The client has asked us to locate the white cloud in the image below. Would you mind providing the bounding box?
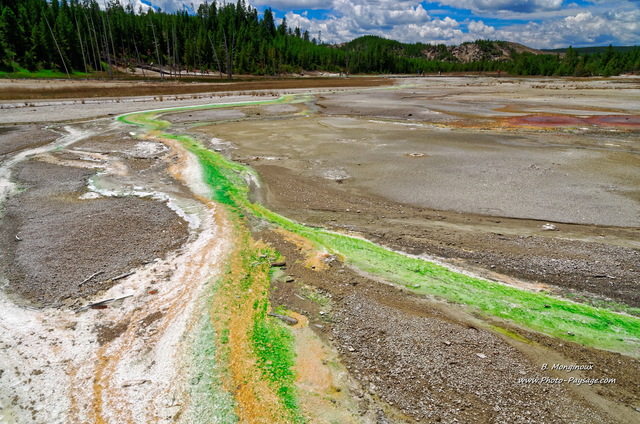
[430,0,563,13]
[284,1,436,43]
[285,11,360,43]
[605,9,640,43]
[556,8,640,45]
[399,18,465,43]
[286,7,462,45]
[251,0,334,9]
[476,8,640,48]
[467,19,496,36]
[127,1,153,13]
[332,0,430,29]
[130,0,206,13]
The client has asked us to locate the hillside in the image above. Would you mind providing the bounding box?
[544,45,638,54]
[422,41,547,62]
[340,36,548,63]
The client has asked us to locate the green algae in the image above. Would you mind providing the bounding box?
[251,299,306,424]
[256,207,640,354]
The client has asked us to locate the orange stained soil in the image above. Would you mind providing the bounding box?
[290,314,360,424]
[211,234,290,423]
[506,114,640,128]
[273,227,331,271]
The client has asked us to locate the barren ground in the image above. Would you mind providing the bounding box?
[0,76,639,423]
[191,77,640,310]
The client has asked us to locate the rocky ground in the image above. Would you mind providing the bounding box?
[259,228,640,423]
[1,159,188,307]
[0,126,59,156]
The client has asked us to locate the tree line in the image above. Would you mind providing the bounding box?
[1,0,638,78]
[0,0,343,78]
[508,45,640,77]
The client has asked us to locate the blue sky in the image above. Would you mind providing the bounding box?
[132,0,640,48]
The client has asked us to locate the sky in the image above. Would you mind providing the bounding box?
[131,0,640,49]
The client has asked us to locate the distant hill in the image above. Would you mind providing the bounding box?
[544,45,638,54]
[339,36,547,64]
[422,41,547,62]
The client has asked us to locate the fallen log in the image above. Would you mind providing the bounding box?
[112,271,135,282]
[268,312,299,326]
[79,271,104,286]
[74,294,134,313]
[122,379,150,387]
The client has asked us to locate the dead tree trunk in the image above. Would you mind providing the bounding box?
[222,29,236,79]
[72,10,89,77]
[43,11,71,79]
[150,22,163,79]
[207,32,224,78]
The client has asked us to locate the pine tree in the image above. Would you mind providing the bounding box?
[0,7,8,66]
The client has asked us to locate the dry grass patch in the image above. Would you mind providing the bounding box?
[0,77,392,101]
